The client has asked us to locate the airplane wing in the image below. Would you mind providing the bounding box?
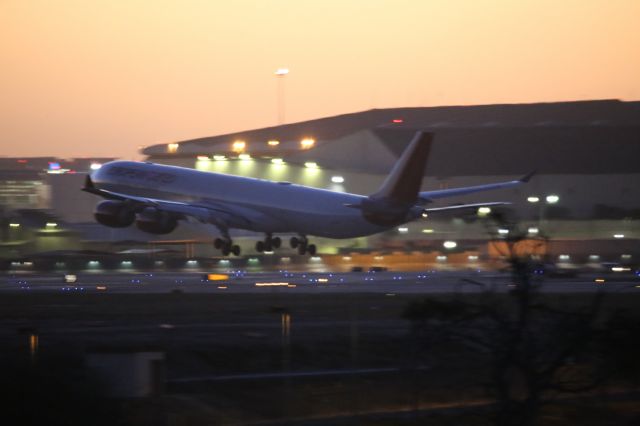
[82,176,252,228]
[418,171,535,203]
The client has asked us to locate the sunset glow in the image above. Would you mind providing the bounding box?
[1,0,638,159]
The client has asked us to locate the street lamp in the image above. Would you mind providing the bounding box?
[275,68,289,125]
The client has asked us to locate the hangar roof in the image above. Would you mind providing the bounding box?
[142,99,640,176]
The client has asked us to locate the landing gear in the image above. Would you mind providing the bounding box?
[255,234,282,253]
[214,237,241,256]
[290,235,316,256]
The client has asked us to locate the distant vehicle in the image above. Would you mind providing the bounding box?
[84,132,532,256]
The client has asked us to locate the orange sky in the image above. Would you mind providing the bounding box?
[1,0,639,160]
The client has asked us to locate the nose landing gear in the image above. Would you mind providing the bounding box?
[290,235,316,256]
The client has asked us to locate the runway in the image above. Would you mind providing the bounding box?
[3,269,639,294]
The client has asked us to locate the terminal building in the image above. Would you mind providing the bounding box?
[2,99,639,270]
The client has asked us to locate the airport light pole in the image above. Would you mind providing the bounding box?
[275,68,289,125]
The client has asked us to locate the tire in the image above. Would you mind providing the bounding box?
[231,245,241,256]
[256,241,265,252]
[272,237,282,249]
[214,238,224,249]
[307,244,317,256]
[290,237,299,248]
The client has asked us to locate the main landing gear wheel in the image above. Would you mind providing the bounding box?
[255,234,282,253]
[215,238,241,256]
[290,236,316,256]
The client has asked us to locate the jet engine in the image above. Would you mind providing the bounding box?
[135,207,178,234]
[94,200,135,228]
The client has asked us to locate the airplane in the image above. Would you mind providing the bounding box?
[83,132,533,256]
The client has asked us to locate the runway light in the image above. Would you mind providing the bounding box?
[422,228,434,233]
[300,138,315,149]
[612,266,631,272]
[477,206,492,216]
[167,143,179,153]
[232,140,246,153]
[46,222,57,228]
[267,140,280,146]
[421,212,429,218]
[594,278,606,283]
[304,162,319,169]
[271,158,284,165]
[398,227,409,233]
[527,196,540,203]
[9,223,20,228]
[613,234,625,239]
[443,240,457,249]
[213,155,227,161]
[255,282,289,287]
[331,176,344,183]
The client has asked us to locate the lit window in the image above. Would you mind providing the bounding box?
[46,222,57,228]
[527,196,540,203]
[397,227,409,233]
[331,176,344,183]
[422,229,434,233]
[528,227,539,235]
[498,228,509,235]
[267,140,280,146]
[300,138,315,149]
[167,143,179,153]
[232,140,246,153]
[90,163,102,170]
[613,234,625,239]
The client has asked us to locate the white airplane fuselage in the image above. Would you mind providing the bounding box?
[91,160,418,239]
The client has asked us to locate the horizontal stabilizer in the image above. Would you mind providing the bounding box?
[419,172,534,203]
[423,201,509,214]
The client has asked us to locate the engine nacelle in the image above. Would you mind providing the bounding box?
[94,200,135,228]
[135,207,178,234]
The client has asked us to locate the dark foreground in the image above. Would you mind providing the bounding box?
[1,290,640,425]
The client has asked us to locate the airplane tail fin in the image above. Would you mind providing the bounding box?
[369,131,433,205]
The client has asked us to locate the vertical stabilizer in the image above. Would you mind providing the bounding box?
[370,131,433,204]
